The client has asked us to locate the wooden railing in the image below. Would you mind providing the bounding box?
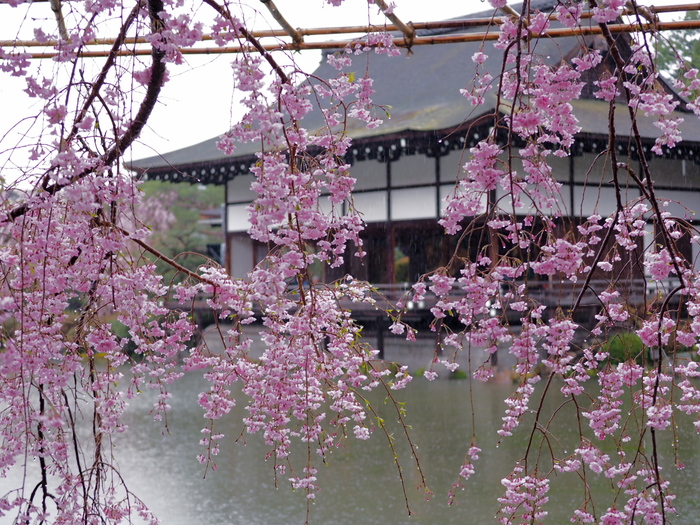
[166,277,683,326]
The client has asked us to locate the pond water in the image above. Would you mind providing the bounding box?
[107,371,700,525]
[2,360,700,524]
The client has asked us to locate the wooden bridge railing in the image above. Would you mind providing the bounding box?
[167,277,682,326]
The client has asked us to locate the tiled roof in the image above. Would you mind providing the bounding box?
[128,0,700,183]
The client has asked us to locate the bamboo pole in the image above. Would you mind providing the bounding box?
[259,0,303,47]
[650,3,700,14]
[3,2,700,50]
[373,0,415,44]
[13,19,700,60]
[0,19,500,49]
[499,4,521,18]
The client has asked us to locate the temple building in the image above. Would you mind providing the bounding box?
[128,0,700,302]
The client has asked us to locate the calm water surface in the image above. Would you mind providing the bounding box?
[108,372,700,525]
[2,367,699,524]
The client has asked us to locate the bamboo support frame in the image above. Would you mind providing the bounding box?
[2,3,700,59]
[500,4,521,18]
[259,0,302,47]
[373,0,415,45]
[11,19,700,60]
[48,0,68,41]
[0,18,510,49]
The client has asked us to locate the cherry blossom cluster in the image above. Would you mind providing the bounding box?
[0,173,191,522]
[423,2,700,521]
[0,0,402,518]
[496,465,550,524]
[3,0,700,522]
[175,12,415,501]
[447,445,481,505]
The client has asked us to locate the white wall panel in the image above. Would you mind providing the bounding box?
[318,195,334,217]
[353,191,388,223]
[573,152,610,184]
[391,155,435,186]
[649,158,700,189]
[495,184,568,217]
[572,185,639,218]
[391,187,437,220]
[227,203,251,232]
[547,154,571,183]
[441,149,467,183]
[229,235,254,279]
[226,174,257,204]
[348,160,387,191]
[653,189,700,221]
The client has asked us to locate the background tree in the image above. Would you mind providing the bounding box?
[657,10,700,79]
[139,181,224,283]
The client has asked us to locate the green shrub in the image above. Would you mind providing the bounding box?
[601,332,646,366]
[449,369,468,380]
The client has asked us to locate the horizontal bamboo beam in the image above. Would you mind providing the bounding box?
[649,3,700,14]
[13,18,700,59]
[0,18,505,49]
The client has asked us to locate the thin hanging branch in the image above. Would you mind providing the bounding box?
[7,0,166,223]
[201,0,290,84]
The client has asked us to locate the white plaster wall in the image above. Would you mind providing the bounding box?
[227,203,251,232]
[353,191,388,222]
[226,174,256,204]
[653,189,700,221]
[229,235,254,279]
[390,154,435,186]
[348,159,387,191]
[391,187,437,220]
[572,185,641,218]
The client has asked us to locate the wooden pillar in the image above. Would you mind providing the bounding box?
[386,160,395,284]
[388,223,396,284]
[435,153,441,218]
[224,178,231,275]
[375,317,385,360]
[569,148,575,216]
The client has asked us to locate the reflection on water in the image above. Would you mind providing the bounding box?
[1,368,698,524]
[108,372,700,525]
[114,373,507,525]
